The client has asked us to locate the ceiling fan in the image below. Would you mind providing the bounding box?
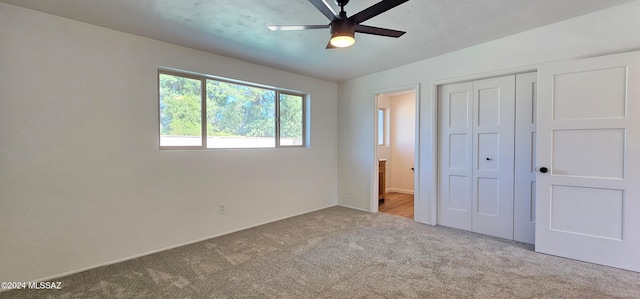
[268,0,409,49]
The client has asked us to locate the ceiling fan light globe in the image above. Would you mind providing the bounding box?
[330,34,355,48]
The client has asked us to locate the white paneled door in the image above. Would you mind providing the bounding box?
[536,51,640,272]
[438,82,474,231]
[438,75,516,239]
[471,76,515,239]
[514,72,537,244]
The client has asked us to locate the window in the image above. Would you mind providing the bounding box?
[279,93,304,146]
[159,70,306,149]
[159,73,203,147]
[378,108,386,146]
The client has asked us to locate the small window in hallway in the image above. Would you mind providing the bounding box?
[378,108,386,146]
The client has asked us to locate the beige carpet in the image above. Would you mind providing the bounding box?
[3,206,640,298]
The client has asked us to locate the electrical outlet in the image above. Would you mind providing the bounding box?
[219,203,226,214]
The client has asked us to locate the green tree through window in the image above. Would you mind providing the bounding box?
[279,94,304,146]
[159,74,202,146]
[159,71,305,148]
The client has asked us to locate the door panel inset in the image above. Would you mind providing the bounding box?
[553,67,626,120]
[530,132,537,172]
[449,134,468,169]
[530,82,537,124]
[477,178,499,216]
[530,181,536,222]
[450,92,470,128]
[551,185,623,240]
[552,129,625,179]
[478,88,500,126]
[449,176,469,211]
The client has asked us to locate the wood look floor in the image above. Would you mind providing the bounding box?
[379,192,414,219]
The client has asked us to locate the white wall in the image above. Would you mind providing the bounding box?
[389,93,415,194]
[0,3,338,282]
[337,1,640,223]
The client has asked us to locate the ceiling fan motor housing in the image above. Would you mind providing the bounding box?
[330,19,355,35]
[335,0,350,7]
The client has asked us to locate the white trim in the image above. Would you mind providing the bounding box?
[338,204,373,213]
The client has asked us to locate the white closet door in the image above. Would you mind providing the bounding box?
[471,75,515,239]
[536,51,640,272]
[438,82,474,231]
[514,72,537,244]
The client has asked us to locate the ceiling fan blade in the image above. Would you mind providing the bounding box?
[268,25,329,31]
[355,24,405,37]
[309,0,339,21]
[349,0,409,24]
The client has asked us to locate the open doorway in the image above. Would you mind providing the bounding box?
[375,88,417,219]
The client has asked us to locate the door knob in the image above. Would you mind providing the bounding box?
[539,167,548,173]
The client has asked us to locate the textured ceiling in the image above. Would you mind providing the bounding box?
[1,0,634,82]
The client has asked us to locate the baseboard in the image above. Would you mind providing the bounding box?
[387,188,414,195]
[23,204,338,285]
[337,203,372,213]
